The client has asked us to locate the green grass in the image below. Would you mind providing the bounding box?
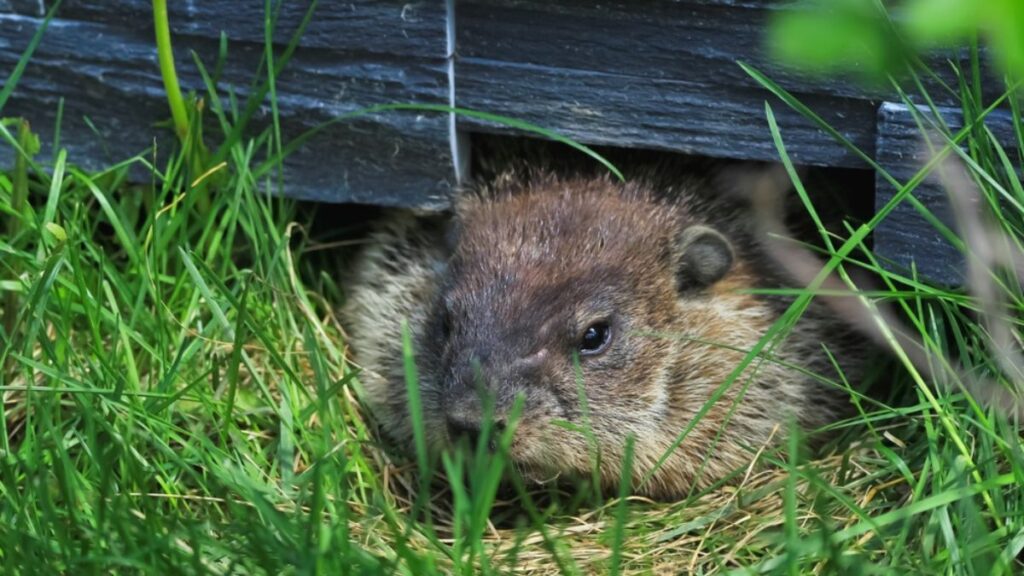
[2,4,1023,575]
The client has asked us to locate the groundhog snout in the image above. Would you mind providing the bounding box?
[444,392,506,449]
[442,348,551,447]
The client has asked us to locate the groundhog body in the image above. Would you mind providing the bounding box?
[342,165,862,499]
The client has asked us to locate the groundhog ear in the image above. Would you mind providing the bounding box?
[675,225,734,291]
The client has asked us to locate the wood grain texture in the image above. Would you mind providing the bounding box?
[873,102,1018,285]
[452,0,889,168]
[0,6,455,207]
[457,0,882,101]
[455,58,877,168]
[5,0,447,57]
[455,0,991,102]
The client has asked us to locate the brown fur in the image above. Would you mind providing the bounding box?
[341,168,862,500]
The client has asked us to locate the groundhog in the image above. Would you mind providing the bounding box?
[341,160,864,500]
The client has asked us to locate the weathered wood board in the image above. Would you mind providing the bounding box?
[455,58,877,169]
[0,2,455,207]
[36,0,449,58]
[1,0,1014,283]
[455,0,881,168]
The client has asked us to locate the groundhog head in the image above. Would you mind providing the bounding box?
[407,173,789,496]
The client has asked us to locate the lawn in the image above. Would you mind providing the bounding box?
[1,2,1023,574]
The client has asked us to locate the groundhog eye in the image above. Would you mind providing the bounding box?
[579,322,612,355]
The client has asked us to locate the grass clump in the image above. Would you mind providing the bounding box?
[1,2,1023,574]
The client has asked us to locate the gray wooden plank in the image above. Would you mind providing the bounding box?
[454,0,1007,174]
[456,0,995,104]
[0,12,455,207]
[454,0,888,168]
[456,0,886,102]
[454,58,877,168]
[873,102,1019,285]
[6,0,447,58]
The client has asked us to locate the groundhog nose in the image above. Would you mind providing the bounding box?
[446,413,483,447]
[446,412,506,451]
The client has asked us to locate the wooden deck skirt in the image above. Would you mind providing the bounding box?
[1,0,1017,284]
